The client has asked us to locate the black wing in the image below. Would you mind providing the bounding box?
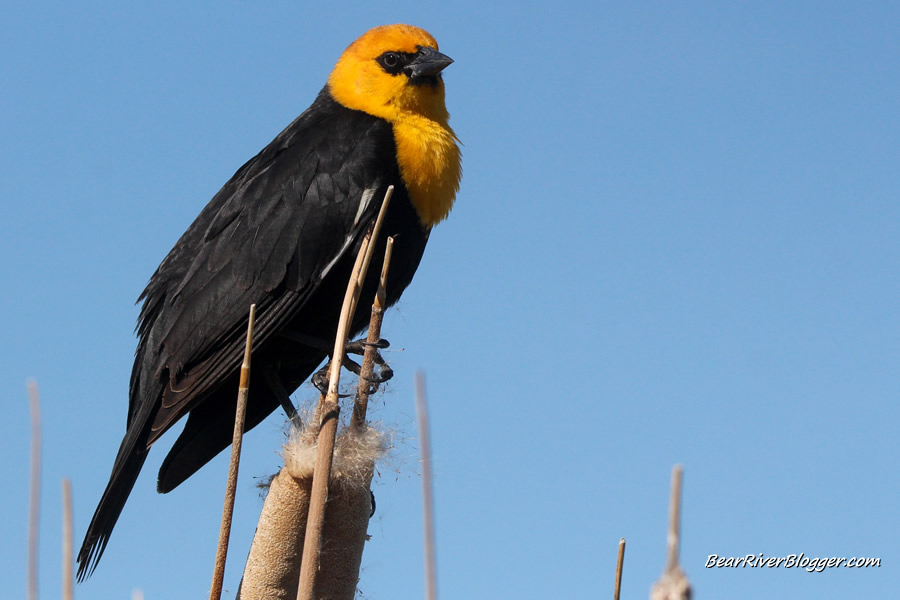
[137,90,396,436]
[77,88,418,579]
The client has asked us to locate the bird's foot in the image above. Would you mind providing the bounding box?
[348,336,394,395]
[311,337,393,395]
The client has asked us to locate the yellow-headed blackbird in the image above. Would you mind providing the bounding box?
[77,24,461,579]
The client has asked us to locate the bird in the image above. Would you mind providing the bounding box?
[77,23,461,580]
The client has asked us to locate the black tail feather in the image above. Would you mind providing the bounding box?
[76,430,149,580]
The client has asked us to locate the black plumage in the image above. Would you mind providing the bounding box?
[76,88,430,579]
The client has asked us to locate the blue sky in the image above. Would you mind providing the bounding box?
[2,1,897,598]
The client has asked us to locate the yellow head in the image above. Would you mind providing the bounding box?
[328,25,462,225]
[328,24,451,124]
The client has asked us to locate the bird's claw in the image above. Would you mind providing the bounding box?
[312,337,393,395]
[345,337,390,355]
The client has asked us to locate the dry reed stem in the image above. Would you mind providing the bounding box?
[27,380,41,600]
[296,188,393,600]
[351,235,394,430]
[348,186,394,321]
[651,465,691,600]
[375,236,393,309]
[209,304,257,600]
[296,243,367,600]
[415,372,438,600]
[241,234,393,597]
[62,478,74,600]
[666,466,682,572]
[614,537,625,600]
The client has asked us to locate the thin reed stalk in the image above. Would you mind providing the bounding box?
[296,188,393,600]
[209,304,257,600]
[415,372,438,600]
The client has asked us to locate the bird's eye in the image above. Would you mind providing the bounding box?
[377,51,407,75]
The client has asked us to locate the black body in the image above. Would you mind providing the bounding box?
[77,88,430,578]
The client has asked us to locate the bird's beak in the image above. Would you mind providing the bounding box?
[407,46,454,78]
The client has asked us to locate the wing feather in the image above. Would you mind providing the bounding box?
[132,88,395,441]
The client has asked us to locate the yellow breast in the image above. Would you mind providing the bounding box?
[392,114,461,226]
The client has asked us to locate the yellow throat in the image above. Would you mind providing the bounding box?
[326,24,462,226]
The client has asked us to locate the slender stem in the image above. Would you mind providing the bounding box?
[297,242,367,600]
[665,465,683,572]
[613,537,625,600]
[651,465,691,600]
[209,304,256,600]
[27,381,41,600]
[62,478,74,600]
[415,372,438,600]
[351,236,394,430]
[297,188,393,600]
[376,236,393,309]
[349,186,393,320]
